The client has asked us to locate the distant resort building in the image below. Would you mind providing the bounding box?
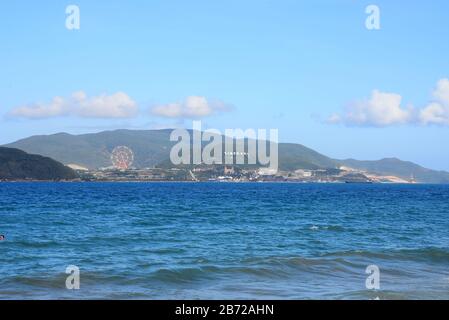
[224,166,235,175]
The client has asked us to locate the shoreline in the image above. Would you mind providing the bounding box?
[0,180,427,184]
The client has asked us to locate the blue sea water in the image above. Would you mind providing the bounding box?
[1,182,449,300]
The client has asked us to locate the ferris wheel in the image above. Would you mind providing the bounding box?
[111,146,134,170]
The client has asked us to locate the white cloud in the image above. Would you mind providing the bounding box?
[329,90,412,127]
[329,78,449,127]
[419,78,449,125]
[9,96,67,119]
[432,78,449,105]
[327,113,342,124]
[152,96,232,118]
[8,91,138,119]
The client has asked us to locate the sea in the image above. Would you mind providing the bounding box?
[1,182,449,299]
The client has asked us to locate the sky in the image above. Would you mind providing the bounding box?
[1,0,449,170]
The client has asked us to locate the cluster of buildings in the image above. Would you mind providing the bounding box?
[73,165,411,183]
[77,167,188,182]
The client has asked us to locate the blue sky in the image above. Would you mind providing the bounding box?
[1,0,449,170]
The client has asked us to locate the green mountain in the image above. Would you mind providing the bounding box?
[4,130,174,169]
[339,158,449,184]
[4,129,449,183]
[0,147,78,181]
[4,129,337,171]
[278,143,337,170]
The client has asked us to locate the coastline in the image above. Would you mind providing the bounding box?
[0,179,424,184]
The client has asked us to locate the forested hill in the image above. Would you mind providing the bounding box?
[0,147,78,181]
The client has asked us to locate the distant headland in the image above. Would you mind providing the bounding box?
[2,129,449,183]
[0,147,77,181]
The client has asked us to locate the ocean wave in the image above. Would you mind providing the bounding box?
[308,225,346,232]
[147,257,362,283]
[10,240,60,249]
[1,270,147,290]
[141,248,449,284]
[321,247,449,263]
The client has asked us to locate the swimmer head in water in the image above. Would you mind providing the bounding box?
[0,235,5,241]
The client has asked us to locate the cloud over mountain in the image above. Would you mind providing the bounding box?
[328,90,412,127]
[419,78,449,125]
[329,78,449,127]
[8,91,138,119]
[151,96,232,118]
